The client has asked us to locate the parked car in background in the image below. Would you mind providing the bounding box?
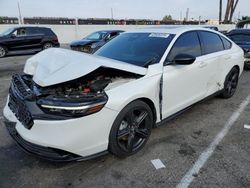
[227,29,250,69]
[0,26,60,58]
[3,27,244,161]
[203,26,219,31]
[70,30,124,53]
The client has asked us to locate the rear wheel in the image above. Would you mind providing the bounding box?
[244,61,250,70]
[43,42,53,50]
[220,67,239,99]
[0,45,7,58]
[109,100,153,157]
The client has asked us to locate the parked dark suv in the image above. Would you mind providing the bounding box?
[0,26,60,57]
[227,29,250,69]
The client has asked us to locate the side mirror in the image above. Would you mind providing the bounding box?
[174,54,196,65]
[10,33,16,38]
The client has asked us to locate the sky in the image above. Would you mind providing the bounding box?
[0,0,249,21]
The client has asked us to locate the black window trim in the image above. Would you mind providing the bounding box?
[164,30,202,66]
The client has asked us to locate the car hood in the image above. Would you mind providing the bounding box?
[0,35,7,40]
[70,39,97,46]
[24,48,147,87]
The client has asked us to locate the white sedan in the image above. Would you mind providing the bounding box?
[3,27,244,161]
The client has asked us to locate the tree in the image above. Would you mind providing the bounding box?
[224,0,239,23]
[242,16,250,21]
[162,15,172,22]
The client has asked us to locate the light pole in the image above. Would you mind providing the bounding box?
[17,0,23,25]
[111,8,114,20]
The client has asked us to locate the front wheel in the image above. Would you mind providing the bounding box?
[109,100,153,157]
[43,42,53,50]
[220,67,239,99]
[0,45,7,58]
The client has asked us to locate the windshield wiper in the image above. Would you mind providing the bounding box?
[143,56,158,67]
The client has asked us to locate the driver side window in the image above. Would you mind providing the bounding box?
[106,32,119,40]
[165,31,201,64]
[16,28,27,36]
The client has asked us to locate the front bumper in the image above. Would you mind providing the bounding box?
[70,45,94,54]
[3,99,118,161]
[3,117,86,162]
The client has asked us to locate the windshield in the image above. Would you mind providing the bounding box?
[95,32,174,67]
[0,28,14,36]
[86,31,108,40]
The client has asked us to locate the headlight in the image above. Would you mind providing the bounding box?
[37,95,108,117]
[91,43,98,49]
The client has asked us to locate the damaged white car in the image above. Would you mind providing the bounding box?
[3,27,244,161]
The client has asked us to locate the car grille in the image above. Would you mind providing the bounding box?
[71,46,92,53]
[8,75,34,129]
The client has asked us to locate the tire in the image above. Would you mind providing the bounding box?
[43,42,53,50]
[220,67,239,99]
[109,100,153,158]
[244,61,250,70]
[0,45,7,58]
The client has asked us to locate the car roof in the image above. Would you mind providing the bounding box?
[127,25,219,35]
[10,26,51,30]
[95,30,124,33]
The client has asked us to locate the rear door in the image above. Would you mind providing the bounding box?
[198,31,226,96]
[25,27,43,49]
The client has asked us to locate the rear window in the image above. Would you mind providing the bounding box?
[38,28,55,35]
[199,31,224,55]
[229,34,250,42]
[220,36,232,50]
[26,27,39,35]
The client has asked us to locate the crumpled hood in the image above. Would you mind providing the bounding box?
[24,48,147,87]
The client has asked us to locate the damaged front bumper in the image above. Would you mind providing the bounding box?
[3,102,117,161]
[3,117,86,162]
[3,74,119,161]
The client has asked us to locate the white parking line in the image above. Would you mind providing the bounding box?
[244,124,250,129]
[151,159,166,170]
[177,94,250,188]
[1,78,11,81]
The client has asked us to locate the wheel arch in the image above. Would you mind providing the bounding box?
[233,65,240,74]
[0,44,8,50]
[128,97,157,126]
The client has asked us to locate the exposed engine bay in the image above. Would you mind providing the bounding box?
[26,67,140,97]
[8,67,141,128]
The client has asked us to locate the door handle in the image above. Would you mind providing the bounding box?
[199,61,207,68]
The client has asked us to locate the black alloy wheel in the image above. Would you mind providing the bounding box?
[43,42,53,50]
[0,45,7,58]
[109,100,153,157]
[220,67,239,99]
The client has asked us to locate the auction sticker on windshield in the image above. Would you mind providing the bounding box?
[149,33,170,38]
